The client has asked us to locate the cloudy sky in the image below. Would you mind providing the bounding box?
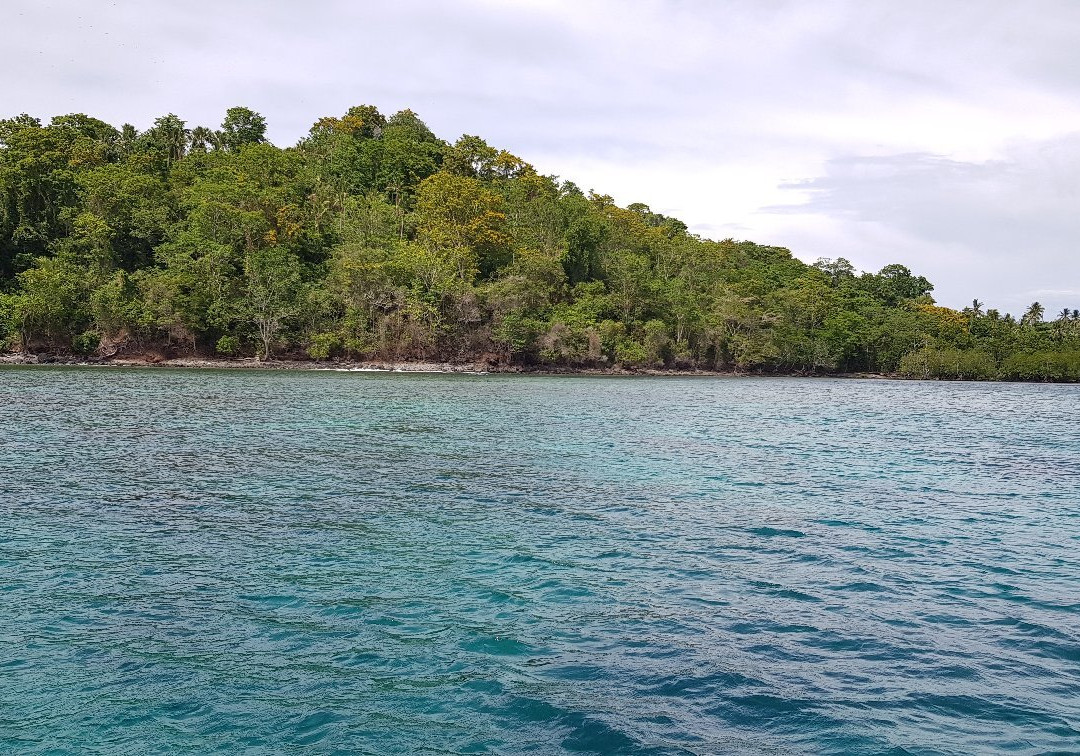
[4,0,1079,314]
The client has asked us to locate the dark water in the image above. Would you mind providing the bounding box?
[1,368,1078,755]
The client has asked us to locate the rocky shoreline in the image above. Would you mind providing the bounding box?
[0,351,895,379]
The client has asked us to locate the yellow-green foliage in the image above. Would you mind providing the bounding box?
[0,107,1076,379]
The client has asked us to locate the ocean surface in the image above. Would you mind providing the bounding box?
[1,367,1078,755]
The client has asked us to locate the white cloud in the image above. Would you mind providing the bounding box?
[761,135,1080,313]
[2,0,1078,311]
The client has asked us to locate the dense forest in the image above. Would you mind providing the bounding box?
[1,106,1078,380]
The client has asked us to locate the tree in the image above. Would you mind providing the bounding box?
[10,256,91,349]
[376,109,444,208]
[0,115,82,276]
[413,171,511,277]
[444,135,499,179]
[300,105,387,200]
[78,161,173,270]
[1054,308,1074,340]
[220,107,267,152]
[189,126,221,153]
[962,298,984,328]
[863,264,933,305]
[562,216,605,284]
[139,114,190,169]
[606,250,652,325]
[1021,301,1044,327]
[812,257,856,286]
[245,246,301,359]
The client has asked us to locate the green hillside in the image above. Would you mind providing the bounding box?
[1,106,1077,379]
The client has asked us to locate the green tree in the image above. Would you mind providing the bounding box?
[413,171,511,277]
[245,245,301,359]
[1022,301,1045,327]
[10,256,91,349]
[562,216,605,284]
[220,107,267,152]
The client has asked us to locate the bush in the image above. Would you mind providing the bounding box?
[14,257,91,348]
[308,332,341,361]
[898,347,933,378]
[643,319,669,366]
[899,347,997,380]
[538,321,589,363]
[671,346,694,369]
[597,320,625,361]
[1001,351,1080,381]
[216,335,241,356]
[493,312,545,357]
[615,338,648,367]
[957,349,996,380]
[0,294,14,350]
[72,330,101,355]
[90,272,144,338]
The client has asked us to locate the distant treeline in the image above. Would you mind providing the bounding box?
[1,106,1078,379]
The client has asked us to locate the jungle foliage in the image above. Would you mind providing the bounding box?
[1,106,1077,379]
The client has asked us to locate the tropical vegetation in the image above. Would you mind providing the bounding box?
[2,106,1078,380]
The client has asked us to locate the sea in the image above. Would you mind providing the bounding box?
[1,367,1078,754]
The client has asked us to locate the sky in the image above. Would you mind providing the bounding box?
[4,0,1079,315]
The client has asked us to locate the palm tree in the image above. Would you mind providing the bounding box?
[189,125,220,153]
[1021,301,1044,327]
[963,298,984,328]
[1054,308,1072,339]
[146,114,190,167]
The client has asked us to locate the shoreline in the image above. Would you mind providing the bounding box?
[0,351,892,379]
[3,353,1076,383]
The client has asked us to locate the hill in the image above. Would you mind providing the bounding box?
[1,106,1077,380]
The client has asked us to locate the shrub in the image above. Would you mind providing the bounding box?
[615,338,648,367]
[493,312,545,357]
[643,319,669,366]
[308,332,341,361]
[899,346,998,380]
[216,335,241,356]
[0,294,13,350]
[1001,351,1080,381]
[898,347,933,378]
[72,330,101,355]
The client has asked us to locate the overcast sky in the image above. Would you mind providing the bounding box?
[4,0,1079,314]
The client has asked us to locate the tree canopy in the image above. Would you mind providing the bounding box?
[1,105,1077,380]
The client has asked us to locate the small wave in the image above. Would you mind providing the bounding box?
[746,526,806,538]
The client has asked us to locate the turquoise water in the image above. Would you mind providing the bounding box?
[1,368,1078,755]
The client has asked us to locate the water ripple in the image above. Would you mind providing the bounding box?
[1,369,1079,754]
